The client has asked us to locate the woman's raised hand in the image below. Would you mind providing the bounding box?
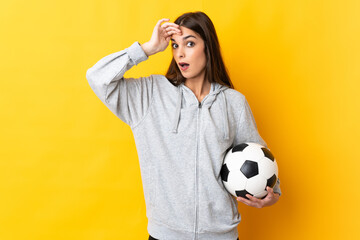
[141,18,182,57]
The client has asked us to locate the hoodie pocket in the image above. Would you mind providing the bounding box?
[198,181,241,232]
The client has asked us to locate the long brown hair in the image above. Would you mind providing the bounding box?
[165,11,234,89]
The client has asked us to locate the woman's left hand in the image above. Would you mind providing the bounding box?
[236,186,280,208]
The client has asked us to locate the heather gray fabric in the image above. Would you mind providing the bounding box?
[86,41,282,240]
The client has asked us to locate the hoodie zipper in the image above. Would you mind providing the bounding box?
[194,100,202,240]
[181,84,213,240]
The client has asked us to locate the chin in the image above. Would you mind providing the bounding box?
[180,72,190,78]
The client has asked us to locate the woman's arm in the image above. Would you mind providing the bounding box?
[233,96,282,206]
[86,18,182,128]
[86,41,153,128]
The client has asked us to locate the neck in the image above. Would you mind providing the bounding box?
[184,71,211,99]
[185,79,211,98]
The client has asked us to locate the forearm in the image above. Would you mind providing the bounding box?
[140,42,156,57]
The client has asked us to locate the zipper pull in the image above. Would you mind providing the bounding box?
[198,102,202,108]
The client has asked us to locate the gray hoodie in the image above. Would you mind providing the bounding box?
[86,41,281,240]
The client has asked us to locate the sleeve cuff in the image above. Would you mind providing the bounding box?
[126,41,149,66]
[273,178,282,196]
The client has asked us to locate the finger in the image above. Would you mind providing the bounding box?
[236,196,247,202]
[246,194,261,203]
[165,26,182,32]
[162,27,182,35]
[157,18,170,27]
[266,187,274,198]
[163,26,181,33]
[161,22,181,29]
[167,26,182,34]
[247,195,266,208]
[263,187,275,201]
[166,29,182,36]
[165,30,180,37]
[237,194,252,201]
[236,196,252,206]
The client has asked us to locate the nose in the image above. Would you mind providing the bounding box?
[177,45,185,59]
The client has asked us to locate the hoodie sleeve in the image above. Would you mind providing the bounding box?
[233,97,282,196]
[86,41,153,128]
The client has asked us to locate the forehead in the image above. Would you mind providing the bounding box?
[171,26,201,42]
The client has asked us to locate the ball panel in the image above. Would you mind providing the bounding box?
[266,174,277,188]
[223,181,236,197]
[223,171,247,197]
[240,160,258,178]
[246,175,267,195]
[235,190,253,200]
[261,147,275,161]
[245,142,264,148]
[258,157,278,179]
[242,144,264,161]
[228,171,247,189]
[220,164,230,182]
[224,152,246,172]
[253,190,268,199]
[232,143,248,152]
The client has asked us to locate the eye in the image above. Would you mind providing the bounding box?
[187,41,195,47]
[172,42,195,49]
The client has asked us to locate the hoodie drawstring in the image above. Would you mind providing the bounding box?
[220,91,229,140]
[171,85,229,141]
[172,87,182,133]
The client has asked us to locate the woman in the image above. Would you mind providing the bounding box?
[86,11,281,240]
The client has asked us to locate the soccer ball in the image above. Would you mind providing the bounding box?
[220,142,279,200]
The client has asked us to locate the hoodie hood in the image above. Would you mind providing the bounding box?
[171,82,230,140]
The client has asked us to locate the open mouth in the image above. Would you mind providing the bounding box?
[179,63,190,71]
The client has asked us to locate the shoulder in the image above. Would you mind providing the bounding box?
[220,87,249,119]
[223,87,246,105]
[149,74,179,93]
[151,74,177,88]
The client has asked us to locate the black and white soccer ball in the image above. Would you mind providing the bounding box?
[220,142,279,199]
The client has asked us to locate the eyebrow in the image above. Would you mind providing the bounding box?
[170,35,197,42]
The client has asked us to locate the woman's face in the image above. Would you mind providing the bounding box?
[171,26,207,81]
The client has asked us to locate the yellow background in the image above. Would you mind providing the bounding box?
[1,0,359,239]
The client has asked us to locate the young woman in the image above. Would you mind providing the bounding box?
[86,11,281,240]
